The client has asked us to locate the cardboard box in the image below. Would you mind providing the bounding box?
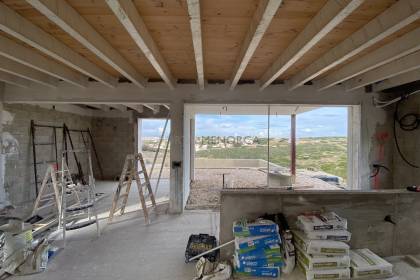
[233,219,279,237]
[234,253,283,268]
[350,249,393,279]
[235,234,280,255]
[296,244,350,270]
[297,212,347,231]
[236,244,282,261]
[303,229,351,242]
[292,230,349,256]
[298,260,351,280]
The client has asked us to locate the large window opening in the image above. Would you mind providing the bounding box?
[186,105,354,209]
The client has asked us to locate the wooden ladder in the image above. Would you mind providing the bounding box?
[31,163,80,218]
[108,153,157,224]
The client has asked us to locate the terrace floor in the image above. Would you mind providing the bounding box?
[186,168,341,209]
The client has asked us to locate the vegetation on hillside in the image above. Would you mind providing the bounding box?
[195,137,347,180]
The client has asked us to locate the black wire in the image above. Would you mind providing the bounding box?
[370,164,390,178]
[393,99,419,168]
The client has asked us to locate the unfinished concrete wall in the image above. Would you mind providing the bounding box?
[360,94,394,189]
[91,117,135,180]
[391,94,420,187]
[219,189,420,260]
[1,104,93,215]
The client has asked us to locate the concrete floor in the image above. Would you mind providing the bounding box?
[9,181,219,280]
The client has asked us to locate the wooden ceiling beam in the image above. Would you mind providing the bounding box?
[27,0,147,88]
[344,51,420,91]
[318,27,420,91]
[108,104,127,112]
[373,68,420,92]
[260,0,364,90]
[0,56,58,88]
[288,0,420,90]
[106,0,176,90]
[187,0,205,90]
[86,104,111,111]
[0,2,116,88]
[0,36,87,88]
[0,70,30,88]
[142,104,160,113]
[230,0,283,90]
[125,104,144,114]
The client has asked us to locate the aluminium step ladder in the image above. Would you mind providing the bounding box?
[108,153,157,224]
[59,149,100,246]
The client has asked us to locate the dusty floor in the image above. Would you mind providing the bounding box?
[186,168,340,209]
[9,180,218,280]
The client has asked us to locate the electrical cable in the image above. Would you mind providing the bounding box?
[370,164,390,178]
[393,97,419,168]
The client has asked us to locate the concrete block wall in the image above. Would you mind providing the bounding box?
[1,104,93,215]
[91,117,135,180]
[0,104,135,216]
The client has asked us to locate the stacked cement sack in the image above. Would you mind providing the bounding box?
[293,212,351,280]
[233,219,284,278]
[350,248,395,279]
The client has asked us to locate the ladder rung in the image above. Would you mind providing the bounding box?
[66,202,94,212]
[35,161,56,165]
[65,219,96,231]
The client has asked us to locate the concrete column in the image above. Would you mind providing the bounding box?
[169,100,184,213]
[190,117,195,182]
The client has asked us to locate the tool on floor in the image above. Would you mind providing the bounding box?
[108,153,157,224]
[407,186,420,192]
[186,236,235,263]
[59,149,100,247]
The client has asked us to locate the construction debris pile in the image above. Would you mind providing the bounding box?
[233,219,284,278]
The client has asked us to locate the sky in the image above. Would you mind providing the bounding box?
[141,107,348,138]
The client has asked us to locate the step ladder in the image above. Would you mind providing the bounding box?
[109,153,157,224]
[31,163,80,218]
[59,149,100,246]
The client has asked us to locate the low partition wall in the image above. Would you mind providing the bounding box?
[219,189,420,260]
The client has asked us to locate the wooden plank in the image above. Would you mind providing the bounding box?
[187,0,205,90]
[289,0,420,90]
[0,70,30,88]
[318,27,420,91]
[106,0,176,90]
[0,56,58,88]
[27,0,147,88]
[344,50,420,91]
[260,0,364,90]
[0,35,87,88]
[373,68,420,92]
[229,0,283,90]
[0,2,116,88]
